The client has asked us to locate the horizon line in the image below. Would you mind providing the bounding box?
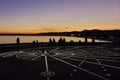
[0,29,120,35]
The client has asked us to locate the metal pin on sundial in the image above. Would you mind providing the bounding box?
[41,50,55,80]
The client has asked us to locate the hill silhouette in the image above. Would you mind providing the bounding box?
[0,29,120,40]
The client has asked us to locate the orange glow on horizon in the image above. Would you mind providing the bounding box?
[0,25,119,34]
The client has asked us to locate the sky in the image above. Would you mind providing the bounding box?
[0,0,120,34]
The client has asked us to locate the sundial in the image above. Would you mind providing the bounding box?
[0,46,120,80]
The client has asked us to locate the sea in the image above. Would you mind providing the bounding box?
[0,36,107,44]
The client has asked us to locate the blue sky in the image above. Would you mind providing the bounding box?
[0,0,120,33]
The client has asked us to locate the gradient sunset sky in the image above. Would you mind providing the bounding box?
[0,0,120,34]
